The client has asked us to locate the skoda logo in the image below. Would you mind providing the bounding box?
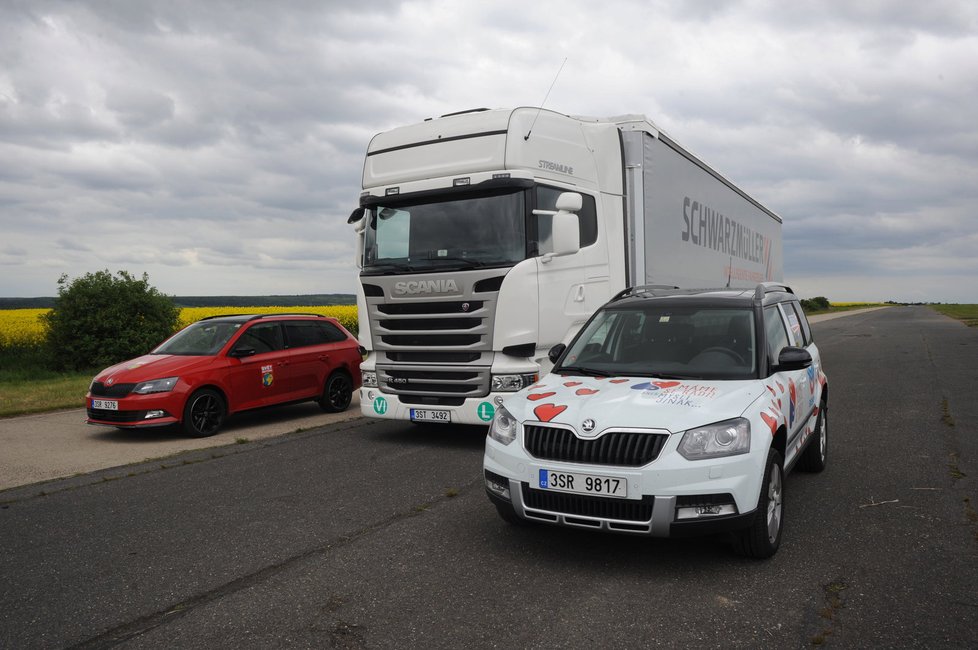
[106,378,115,386]
[581,418,596,433]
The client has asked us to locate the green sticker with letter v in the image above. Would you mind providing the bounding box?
[373,396,388,415]
[477,402,495,422]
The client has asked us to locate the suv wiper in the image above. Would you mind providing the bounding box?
[556,365,612,378]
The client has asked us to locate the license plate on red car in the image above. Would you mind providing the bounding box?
[91,399,118,410]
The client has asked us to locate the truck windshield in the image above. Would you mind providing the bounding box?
[362,189,526,274]
[557,306,757,380]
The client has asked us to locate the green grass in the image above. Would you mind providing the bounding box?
[930,304,978,327]
[0,346,93,417]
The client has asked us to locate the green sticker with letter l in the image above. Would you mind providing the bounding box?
[477,402,495,422]
[373,396,388,415]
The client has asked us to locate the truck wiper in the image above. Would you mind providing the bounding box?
[556,365,612,378]
[425,256,488,268]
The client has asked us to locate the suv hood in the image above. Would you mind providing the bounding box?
[95,354,219,384]
[506,375,765,435]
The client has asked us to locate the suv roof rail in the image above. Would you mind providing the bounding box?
[610,285,680,301]
[753,282,794,301]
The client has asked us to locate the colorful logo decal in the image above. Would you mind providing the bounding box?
[373,396,388,415]
[630,381,682,391]
[788,379,797,426]
[261,364,274,387]
[477,402,495,422]
[534,403,567,422]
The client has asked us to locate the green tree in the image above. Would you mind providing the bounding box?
[42,270,180,371]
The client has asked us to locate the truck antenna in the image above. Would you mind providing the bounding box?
[525,57,567,141]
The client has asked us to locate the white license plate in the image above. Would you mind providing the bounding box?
[92,399,118,411]
[538,469,627,498]
[410,408,450,423]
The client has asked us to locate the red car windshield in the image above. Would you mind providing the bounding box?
[153,321,243,356]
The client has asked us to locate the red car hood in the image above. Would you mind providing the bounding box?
[94,354,220,384]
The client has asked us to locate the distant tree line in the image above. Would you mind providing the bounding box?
[1,293,356,310]
[800,296,830,312]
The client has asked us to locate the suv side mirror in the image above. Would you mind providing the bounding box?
[548,343,566,364]
[230,347,256,358]
[773,346,812,372]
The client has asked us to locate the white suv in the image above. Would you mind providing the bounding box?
[484,283,828,558]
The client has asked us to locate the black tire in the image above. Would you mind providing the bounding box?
[319,371,353,412]
[797,400,828,473]
[182,388,226,438]
[734,448,784,559]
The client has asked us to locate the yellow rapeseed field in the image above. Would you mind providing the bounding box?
[0,306,359,348]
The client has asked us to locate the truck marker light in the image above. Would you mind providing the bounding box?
[453,177,471,186]
[385,187,399,196]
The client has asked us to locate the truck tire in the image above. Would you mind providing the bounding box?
[182,388,226,438]
[796,400,828,473]
[734,448,784,559]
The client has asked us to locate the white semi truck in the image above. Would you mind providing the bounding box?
[348,107,783,426]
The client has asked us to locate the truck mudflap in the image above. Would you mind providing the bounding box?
[359,389,501,426]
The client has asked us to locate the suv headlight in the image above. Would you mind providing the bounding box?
[488,405,520,445]
[491,373,538,392]
[678,417,750,460]
[132,377,179,394]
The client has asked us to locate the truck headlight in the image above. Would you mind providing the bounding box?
[491,373,538,392]
[678,418,750,460]
[488,405,520,446]
[361,371,377,388]
[132,377,179,394]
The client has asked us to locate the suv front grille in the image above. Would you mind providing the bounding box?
[522,484,654,522]
[524,425,668,467]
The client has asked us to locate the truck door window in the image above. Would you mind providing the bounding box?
[535,186,598,252]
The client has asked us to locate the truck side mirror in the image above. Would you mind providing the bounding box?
[350,209,367,269]
[555,192,582,212]
[550,210,580,257]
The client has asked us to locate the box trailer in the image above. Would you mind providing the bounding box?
[348,108,783,426]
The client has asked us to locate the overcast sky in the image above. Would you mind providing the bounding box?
[1,0,976,303]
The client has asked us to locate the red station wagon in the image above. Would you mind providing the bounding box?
[86,314,363,437]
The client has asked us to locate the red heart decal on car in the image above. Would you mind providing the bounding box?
[527,391,557,401]
[610,378,629,384]
[534,403,567,422]
[652,381,681,389]
[576,388,599,396]
[563,381,582,387]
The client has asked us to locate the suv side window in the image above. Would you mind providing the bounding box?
[318,321,348,343]
[763,306,790,364]
[238,322,285,353]
[285,321,332,348]
[787,301,813,345]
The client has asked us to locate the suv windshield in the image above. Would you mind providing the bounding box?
[558,305,757,380]
[153,321,243,356]
[362,189,526,274]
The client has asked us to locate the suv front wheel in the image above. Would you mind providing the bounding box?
[734,448,784,559]
[182,388,226,438]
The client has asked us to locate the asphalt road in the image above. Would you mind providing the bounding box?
[1,306,976,648]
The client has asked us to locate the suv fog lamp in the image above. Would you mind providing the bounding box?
[676,504,737,520]
[484,470,511,500]
[361,371,377,388]
[144,410,166,420]
[488,406,520,446]
[491,373,538,392]
[679,418,751,460]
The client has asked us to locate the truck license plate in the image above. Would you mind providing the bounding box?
[92,399,118,411]
[410,409,450,423]
[539,469,627,498]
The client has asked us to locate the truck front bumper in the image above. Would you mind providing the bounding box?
[359,389,506,426]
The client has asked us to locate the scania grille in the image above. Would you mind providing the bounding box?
[522,484,653,522]
[369,299,491,351]
[378,365,490,398]
[90,382,136,397]
[524,425,668,467]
